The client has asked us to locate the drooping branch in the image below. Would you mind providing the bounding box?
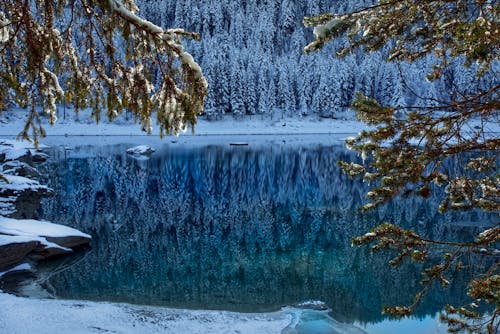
[0,0,207,143]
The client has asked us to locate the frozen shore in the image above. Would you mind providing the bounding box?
[0,292,380,334]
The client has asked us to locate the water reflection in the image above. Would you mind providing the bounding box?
[36,143,494,324]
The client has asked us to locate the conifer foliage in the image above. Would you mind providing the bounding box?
[305,1,499,333]
[0,0,207,142]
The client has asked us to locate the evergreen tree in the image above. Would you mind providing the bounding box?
[297,57,315,116]
[262,78,277,119]
[277,63,297,117]
[305,2,500,333]
[245,60,259,115]
[230,58,245,117]
[0,0,207,142]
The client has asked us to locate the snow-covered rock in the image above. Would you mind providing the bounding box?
[0,174,53,218]
[0,217,91,270]
[293,300,329,311]
[126,145,155,155]
[0,262,32,278]
[0,217,91,242]
[0,235,39,269]
[2,160,41,178]
[0,139,48,164]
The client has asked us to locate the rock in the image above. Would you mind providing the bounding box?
[126,145,155,156]
[0,264,37,296]
[44,236,91,249]
[0,140,48,164]
[2,161,41,179]
[0,240,40,270]
[30,243,72,261]
[0,175,53,219]
[0,218,91,269]
[0,263,33,278]
[30,151,49,164]
[293,300,329,311]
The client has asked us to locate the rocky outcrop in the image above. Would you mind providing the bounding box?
[0,239,39,269]
[126,145,155,156]
[2,161,41,179]
[0,175,53,219]
[0,219,91,271]
[0,140,49,165]
[29,243,72,261]
[0,217,91,269]
[0,140,91,274]
[44,236,91,249]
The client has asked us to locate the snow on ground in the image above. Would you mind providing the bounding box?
[1,108,498,151]
[0,292,291,334]
[0,292,446,334]
[0,107,367,137]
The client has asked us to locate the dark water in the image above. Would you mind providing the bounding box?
[32,143,494,324]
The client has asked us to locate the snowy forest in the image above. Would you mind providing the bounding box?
[133,0,498,119]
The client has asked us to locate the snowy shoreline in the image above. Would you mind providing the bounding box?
[0,292,292,334]
[0,108,368,142]
[0,291,445,334]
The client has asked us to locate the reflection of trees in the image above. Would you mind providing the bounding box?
[39,145,495,323]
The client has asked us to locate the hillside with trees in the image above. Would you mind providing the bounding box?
[138,0,498,119]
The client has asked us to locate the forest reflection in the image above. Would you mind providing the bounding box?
[38,143,494,324]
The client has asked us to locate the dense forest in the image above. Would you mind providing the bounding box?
[135,0,498,118]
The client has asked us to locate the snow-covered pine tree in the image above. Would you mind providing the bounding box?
[0,0,207,142]
[230,58,245,117]
[245,60,259,115]
[276,63,297,117]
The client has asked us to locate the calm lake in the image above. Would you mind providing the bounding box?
[13,140,497,332]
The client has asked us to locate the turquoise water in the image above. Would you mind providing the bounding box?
[33,143,494,329]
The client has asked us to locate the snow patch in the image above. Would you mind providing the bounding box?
[0,217,91,240]
[0,263,32,278]
[0,196,17,215]
[0,234,41,247]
